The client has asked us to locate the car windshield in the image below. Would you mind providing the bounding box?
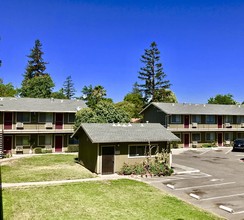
[234,140,244,145]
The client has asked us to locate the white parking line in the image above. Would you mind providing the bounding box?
[225,148,232,154]
[233,210,244,215]
[202,192,244,201]
[199,149,212,155]
[175,181,235,191]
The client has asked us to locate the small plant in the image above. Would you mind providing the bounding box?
[34,147,42,154]
[67,145,79,152]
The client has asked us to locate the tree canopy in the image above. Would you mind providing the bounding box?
[137,42,171,103]
[0,79,16,97]
[207,94,237,105]
[81,85,109,108]
[19,39,55,98]
[74,100,130,130]
[63,75,76,99]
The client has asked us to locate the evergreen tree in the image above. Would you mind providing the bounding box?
[63,76,76,99]
[138,41,171,103]
[19,39,55,98]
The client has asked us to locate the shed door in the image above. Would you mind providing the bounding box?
[102,146,114,175]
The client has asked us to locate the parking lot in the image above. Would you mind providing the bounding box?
[142,147,244,220]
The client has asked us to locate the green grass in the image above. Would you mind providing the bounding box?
[3,179,222,220]
[1,154,95,183]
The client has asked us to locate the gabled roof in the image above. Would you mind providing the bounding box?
[74,123,180,143]
[141,102,244,116]
[0,97,86,113]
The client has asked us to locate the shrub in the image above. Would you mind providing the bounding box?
[67,145,79,152]
[34,147,42,154]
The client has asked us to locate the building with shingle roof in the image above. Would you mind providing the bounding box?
[141,102,244,148]
[0,97,86,155]
[73,123,180,174]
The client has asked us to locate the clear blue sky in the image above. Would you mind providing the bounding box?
[1,0,244,103]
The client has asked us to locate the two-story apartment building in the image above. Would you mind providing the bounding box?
[141,102,244,147]
[0,97,86,154]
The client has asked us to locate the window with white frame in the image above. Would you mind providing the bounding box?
[224,132,233,141]
[192,115,201,123]
[17,112,31,123]
[205,115,215,124]
[192,133,201,142]
[68,113,75,123]
[16,136,30,146]
[129,145,158,157]
[38,135,52,146]
[206,132,215,142]
[237,116,244,124]
[224,115,233,123]
[171,115,181,123]
[38,113,53,123]
[68,135,79,145]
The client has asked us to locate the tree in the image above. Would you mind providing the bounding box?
[208,94,237,105]
[137,41,171,103]
[0,79,17,97]
[51,88,66,99]
[74,100,130,130]
[63,76,76,99]
[153,89,177,103]
[19,39,55,98]
[81,85,107,108]
[115,101,136,119]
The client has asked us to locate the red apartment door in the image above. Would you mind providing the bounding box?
[55,113,63,129]
[217,133,223,146]
[4,112,12,129]
[184,133,190,147]
[3,136,12,153]
[184,115,189,128]
[102,146,114,174]
[55,136,63,152]
[218,116,222,128]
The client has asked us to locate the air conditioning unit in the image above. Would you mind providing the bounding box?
[45,122,53,129]
[224,123,231,128]
[192,141,198,148]
[192,122,198,128]
[241,123,244,128]
[16,122,24,129]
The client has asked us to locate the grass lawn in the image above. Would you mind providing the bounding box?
[3,179,223,220]
[1,154,95,183]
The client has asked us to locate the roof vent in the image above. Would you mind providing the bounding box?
[76,106,81,111]
[141,124,144,127]
[112,123,116,127]
[122,124,126,127]
[61,100,64,103]
[128,123,132,127]
[117,123,121,126]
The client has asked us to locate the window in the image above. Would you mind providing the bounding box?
[224,116,233,123]
[192,133,201,142]
[17,112,31,123]
[237,133,244,139]
[68,113,75,123]
[206,132,215,141]
[171,115,181,123]
[39,113,53,123]
[192,115,201,123]
[38,135,52,146]
[16,136,30,146]
[205,115,215,124]
[68,135,79,145]
[237,116,244,124]
[129,145,158,157]
[224,132,233,141]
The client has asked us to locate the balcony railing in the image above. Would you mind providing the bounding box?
[167,123,244,131]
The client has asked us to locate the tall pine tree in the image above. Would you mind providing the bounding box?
[19,40,55,98]
[63,75,76,99]
[138,41,171,103]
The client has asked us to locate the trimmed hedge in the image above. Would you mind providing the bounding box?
[67,145,79,152]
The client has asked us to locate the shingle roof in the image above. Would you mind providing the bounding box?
[75,123,180,143]
[143,102,244,116]
[0,97,86,112]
